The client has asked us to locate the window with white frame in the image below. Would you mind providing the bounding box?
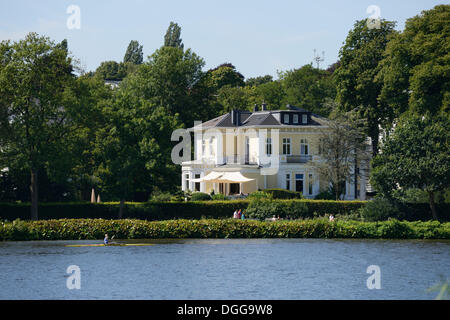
[266,137,272,155]
[293,114,299,124]
[209,137,215,156]
[300,139,309,155]
[282,138,291,155]
[283,114,289,124]
[286,174,291,190]
[302,114,308,124]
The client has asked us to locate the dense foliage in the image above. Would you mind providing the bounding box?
[262,189,303,199]
[1,200,447,222]
[371,114,450,220]
[0,218,448,241]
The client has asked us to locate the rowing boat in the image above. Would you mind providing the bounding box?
[65,243,155,247]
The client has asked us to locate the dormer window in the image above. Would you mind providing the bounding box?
[302,114,308,124]
[284,114,289,124]
[293,114,299,124]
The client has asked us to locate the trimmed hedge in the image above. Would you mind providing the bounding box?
[0,218,448,241]
[0,200,448,221]
[263,188,303,199]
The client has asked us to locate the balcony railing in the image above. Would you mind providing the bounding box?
[286,155,312,163]
[223,154,257,165]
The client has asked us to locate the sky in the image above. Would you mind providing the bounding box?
[0,0,447,79]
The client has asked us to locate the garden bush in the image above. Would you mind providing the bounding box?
[245,199,309,221]
[211,194,229,201]
[0,200,447,221]
[247,191,272,200]
[314,189,335,200]
[190,192,212,201]
[0,218,448,241]
[360,197,402,221]
[262,188,303,199]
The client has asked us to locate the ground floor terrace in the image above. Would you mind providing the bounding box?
[181,163,367,200]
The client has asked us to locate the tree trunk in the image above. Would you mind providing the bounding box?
[30,169,38,220]
[118,199,125,219]
[428,191,438,220]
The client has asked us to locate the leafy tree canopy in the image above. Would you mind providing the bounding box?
[371,114,450,220]
[377,4,450,117]
[123,40,143,65]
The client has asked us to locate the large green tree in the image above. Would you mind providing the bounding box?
[164,22,184,49]
[377,5,450,117]
[0,33,78,219]
[335,19,397,156]
[371,114,449,220]
[94,77,180,215]
[139,46,204,125]
[280,64,336,116]
[123,40,143,65]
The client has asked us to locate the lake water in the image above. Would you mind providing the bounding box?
[0,239,448,300]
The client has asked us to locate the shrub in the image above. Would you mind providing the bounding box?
[247,191,272,200]
[360,197,402,221]
[0,218,448,241]
[314,189,335,200]
[0,200,447,222]
[211,194,229,201]
[245,199,309,221]
[149,191,173,202]
[263,188,303,199]
[190,192,212,201]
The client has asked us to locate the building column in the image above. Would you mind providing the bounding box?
[181,172,186,192]
[200,172,206,193]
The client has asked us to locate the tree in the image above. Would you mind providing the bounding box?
[0,33,78,219]
[95,61,123,81]
[370,114,449,220]
[123,40,143,65]
[377,5,450,117]
[280,64,336,116]
[139,46,204,125]
[334,19,397,156]
[164,22,184,49]
[246,75,273,87]
[216,85,248,113]
[317,111,370,200]
[94,78,180,216]
[206,63,245,89]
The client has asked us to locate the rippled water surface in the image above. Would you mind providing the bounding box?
[0,239,448,299]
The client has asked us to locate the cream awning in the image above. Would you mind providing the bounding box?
[217,172,254,183]
[191,171,223,182]
[192,171,254,183]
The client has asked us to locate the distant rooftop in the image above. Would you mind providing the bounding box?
[191,104,329,130]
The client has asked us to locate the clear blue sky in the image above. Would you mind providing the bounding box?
[0,0,446,78]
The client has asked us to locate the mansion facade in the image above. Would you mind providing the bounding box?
[181,104,369,200]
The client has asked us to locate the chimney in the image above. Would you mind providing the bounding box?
[231,109,240,126]
[261,102,267,111]
[253,104,259,112]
